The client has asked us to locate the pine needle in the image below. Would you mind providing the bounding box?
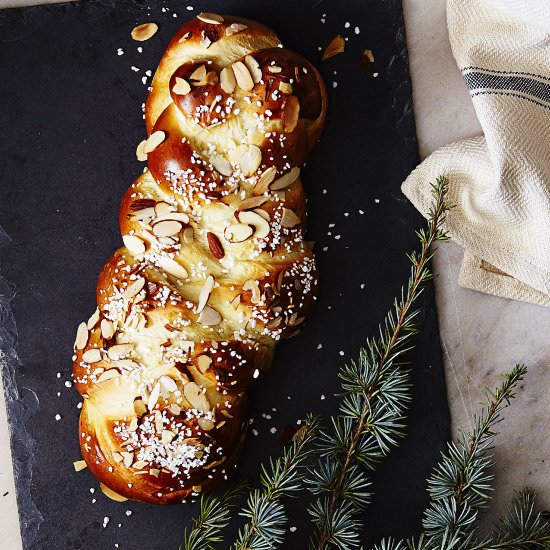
[307,177,451,549]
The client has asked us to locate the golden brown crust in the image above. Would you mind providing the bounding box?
[72,12,326,504]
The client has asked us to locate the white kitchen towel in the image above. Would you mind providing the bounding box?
[402,0,550,306]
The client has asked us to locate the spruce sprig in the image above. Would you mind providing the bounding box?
[475,489,550,549]
[182,483,247,550]
[422,364,527,547]
[306,176,451,549]
[231,414,320,550]
[373,364,550,550]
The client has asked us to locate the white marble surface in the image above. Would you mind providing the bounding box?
[1,0,550,546]
[403,0,550,525]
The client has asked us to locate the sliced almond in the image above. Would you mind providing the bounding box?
[253,208,270,221]
[238,210,270,239]
[207,232,224,259]
[198,417,215,431]
[229,144,248,164]
[245,55,262,83]
[132,460,149,470]
[112,452,123,463]
[279,81,293,95]
[75,322,88,350]
[131,22,158,42]
[107,343,133,360]
[224,223,254,243]
[100,482,128,502]
[172,77,191,95]
[158,375,178,395]
[211,154,232,176]
[73,459,87,472]
[266,317,283,330]
[121,451,134,468]
[189,64,207,83]
[198,305,222,326]
[243,279,261,304]
[322,34,345,61]
[154,201,175,216]
[237,195,268,211]
[196,354,212,374]
[130,206,156,221]
[197,12,224,24]
[154,410,164,432]
[135,139,148,161]
[232,61,254,92]
[161,430,176,444]
[87,308,100,330]
[123,234,146,256]
[230,294,241,310]
[128,417,138,432]
[154,212,189,224]
[130,198,156,211]
[100,319,115,340]
[152,220,182,237]
[134,399,147,417]
[363,48,375,64]
[268,65,282,74]
[97,369,119,383]
[169,403,181,415]
[123,277,145,299]
[281,208,301,228]
[147,382,161,411]
[282,96,300,133]
[200,34,212,49]
[184,382,210,412]
[143,130,166,154]
[254,166,277,195]
[220,67,236,94]
[225,22,247,36]
[270,166,301,191]
[207,70,219,86]
[158,255,188,279]
[197,275,215,313]
[82,348,102,364]
[238,145,262,177]
[115,359,139,370]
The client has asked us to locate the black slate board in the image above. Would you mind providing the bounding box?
[0,1,451,548]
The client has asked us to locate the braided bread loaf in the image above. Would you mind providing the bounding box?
[72,12,326,504]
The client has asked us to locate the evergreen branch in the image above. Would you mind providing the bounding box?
[231,414,320,550]
[307,177,451,550]
[182,483,247,550]
[421,364,528,548]
[470,489,550,549]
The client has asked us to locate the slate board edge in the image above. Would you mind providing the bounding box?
[0,0,450,547]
